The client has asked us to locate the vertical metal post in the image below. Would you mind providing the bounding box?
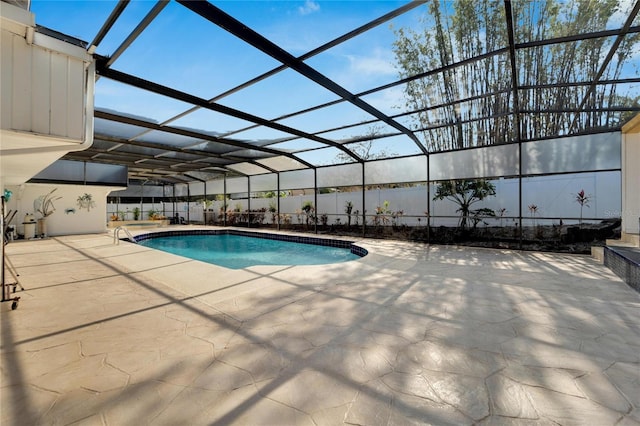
[223,174,227,227]
[204,181,208,225]
[276,173,281,231]
[186,184,190,224]
[313,169,318,234]
[140,181,144,220]
[1,196,6,302]
[504,0,523,249]
[247,176,251,228]
[362,163,366,237]
[426,154,431,243]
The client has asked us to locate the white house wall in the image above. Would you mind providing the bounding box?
[622,117,640,235]
[0,2,94,187]
[5,183,122,237]
[1,11,88,139]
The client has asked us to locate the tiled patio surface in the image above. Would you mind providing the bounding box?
[1,228,639,425]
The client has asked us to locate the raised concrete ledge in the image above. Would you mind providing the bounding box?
[604,245,640,292]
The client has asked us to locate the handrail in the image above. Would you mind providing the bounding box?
[113,226,136,245]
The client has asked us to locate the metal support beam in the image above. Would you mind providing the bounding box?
[106,1,169,67]
[177,0,426,155]
[568,1,640,133]
[504,0,523,249]
[277,173,281,231]
[93,109,315,169]
[88,0,130,53]
[126,1,426,142]
[95,62,362,163]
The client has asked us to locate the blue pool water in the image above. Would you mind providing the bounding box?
[137,233,362,269]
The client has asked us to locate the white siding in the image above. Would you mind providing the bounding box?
[0,28,88,140]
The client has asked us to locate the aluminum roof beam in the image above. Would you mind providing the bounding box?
[87,0,130,53]
[126,1,425,143]
[504,0,522,144]
[105,0,169,68]
[94,109,315,170]
[568,1,640,133]
[94,61,362,163]
[177,0,428,156]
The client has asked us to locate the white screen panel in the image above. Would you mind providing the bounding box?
[174,183,188,197]
[226,176,248,194]
[257,156,307,171]
[522,132,621,175]
[280,169,314,190]
[32,159,84,182]
[86,163,127,185]
[189,182,205,196]
[521,171,621,219]
[206,178,224,194]
[227,162,270,175]
[430,144,519,181]
[250,173,277,192]
[111,184,163,197]
[365,156,428,185]
[142,186,163,197]
[317,163,362,187]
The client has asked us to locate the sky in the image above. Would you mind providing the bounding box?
[26,0,640,167]
[28,0,426,165]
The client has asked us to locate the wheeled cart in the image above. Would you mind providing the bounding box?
[2,195,23,310]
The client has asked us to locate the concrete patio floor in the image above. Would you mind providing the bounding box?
[1,228,639,425]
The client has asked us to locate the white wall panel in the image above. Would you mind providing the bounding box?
[50,52,68,137]
[622,128,640,234]
[12,35,31,130]
[1,26,88,140]
[6,183,120,236]
[317,163,361,187]
[205,178,224,194]
[250,173,277,192]
[365,156,428,185]
[174,183,188,197]
[189,181,205,196]
[67,56,84,140]
[430,144,519,181]
[521,171,621,219]
[31,45,50,134]
[522,132,620,175]
[226,177,248,194]
[280,169,314,190]
[0,32,13,128]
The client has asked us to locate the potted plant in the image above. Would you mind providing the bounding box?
[33,188,62,237]
[133,207,140,221]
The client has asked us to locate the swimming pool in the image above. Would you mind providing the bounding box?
[134,230,367,269]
